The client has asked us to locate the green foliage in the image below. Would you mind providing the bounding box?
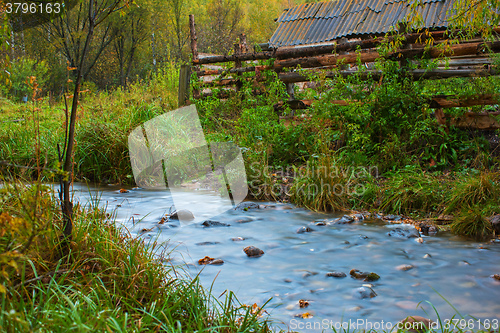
[0,57,48,101]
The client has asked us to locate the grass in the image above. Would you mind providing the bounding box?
[0,181,271,332]
[0,63,179,184]
[450,208,494,240]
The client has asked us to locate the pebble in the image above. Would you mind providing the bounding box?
[297,226,314,233]
[326,272,347,278]
[170,209,195,221]
[396,264,415,271]
[244,246,264,257]
[353,286,377,299]
[202,220,230,227]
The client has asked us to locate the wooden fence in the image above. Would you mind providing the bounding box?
[179,16,500,130]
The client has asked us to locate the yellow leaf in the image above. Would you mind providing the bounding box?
[0,284,6,294]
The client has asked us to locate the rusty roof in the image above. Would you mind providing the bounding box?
[269,0,455,47]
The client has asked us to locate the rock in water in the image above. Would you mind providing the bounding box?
[398,316,433,333]
[353,286,377,299]
[234,202,260,211]
[396,264,415,271]
[387,227,420,238]
[335,215,354,224]
[198,256,224,265]
[202,220,230,227]
[170,209,195,221]
[244,246,264,257]
[350,269,380,281]
[326,272,347,278]
[296,226,314,233]
[490,215,500,235]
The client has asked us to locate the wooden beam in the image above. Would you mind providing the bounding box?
[273,41,500,71]
[278,67,499,84]
[429,94,500,108]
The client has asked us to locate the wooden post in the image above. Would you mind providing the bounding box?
[234,41,242,92]
[189,14,198,62]
[189,14,200,99]
[178,64,191,106]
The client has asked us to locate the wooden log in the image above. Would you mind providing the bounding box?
[192,28,500,66]
[278,67,499,84]
[429,94,500,108]
[196,66,259,76]
[273,40,500,71]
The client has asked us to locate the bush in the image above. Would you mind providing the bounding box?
[0,57,48,101]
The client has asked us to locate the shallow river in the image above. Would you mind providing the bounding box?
[72,183,500,332]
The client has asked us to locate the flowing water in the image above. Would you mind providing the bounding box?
[73,183,500,332]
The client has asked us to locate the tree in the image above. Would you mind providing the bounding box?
[57,0,124,246]
[43,0,122,81]
[166,0,188,61]
[112,5,148,86]
[200,0,245,54]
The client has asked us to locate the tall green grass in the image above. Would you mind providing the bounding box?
[0,182,271,332]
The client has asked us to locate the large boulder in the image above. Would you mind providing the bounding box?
[170,209,195,221]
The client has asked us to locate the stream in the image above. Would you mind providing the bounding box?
[72,183,500,332]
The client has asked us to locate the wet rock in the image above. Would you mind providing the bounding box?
[350,269,380,281]
[459,260,471,266]
[418,223,438,236]
[170,209,195,221]
[195,241,220,246]
[396,264,414,271]
[210,259,224,265]
[244,246,264,257]
[398,316,433,333]
[416,237,424,244]
[297,226,314,233]
[119,188,129,193]
[352,213,365,221]
[202,220,230,227]
[353,286,377,299]
[423,253,432,258]
[387,227,420,239]
[359,235,369,239]
[234,217,253,223]
[234,202,260,211]
[326,272,347,278]
[315,221,326,226]
[492,274,500,281]
[384,214,402,221]
[284,278,292,283]
[337,215,355,224]
[299,299,310,308]
[302,271,318,278]
[490,215,500,235]
[198,256,224,265]
[231,237,246,241]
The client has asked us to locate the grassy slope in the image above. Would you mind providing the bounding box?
[0,183,271,332]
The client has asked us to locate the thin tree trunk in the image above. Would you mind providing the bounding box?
[61,0,95,244]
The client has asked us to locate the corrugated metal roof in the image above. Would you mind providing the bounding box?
[269,0,456,47]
